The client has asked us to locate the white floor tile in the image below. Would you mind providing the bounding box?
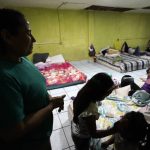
[50,88,66,95]
[70,146,75,150]
[66,90,79,98]
[51,93,68,100]
[52,108,58,115]
[58,112,71,127]
[61,100,72,113]
[63,126,74,147]
[64,85,79,92]
[51,128,69,150]
[64,94,71,101]
[77,83,85,90]
[53,114,62,130]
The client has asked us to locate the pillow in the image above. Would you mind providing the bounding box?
[115,85,131,97]
[128,48,135,54]
[33,53,49,64]
[46,54,65,64]
[108,48,119,54]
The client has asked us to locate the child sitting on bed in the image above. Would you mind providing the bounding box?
[71,73,119,150]
[101,111,150,150]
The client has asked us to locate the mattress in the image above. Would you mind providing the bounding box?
[68,96,141,130]
[36,61,87,90]
[96,53,149,73]
[140,55,150,66]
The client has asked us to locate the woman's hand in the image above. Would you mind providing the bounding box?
[50,95,66,112]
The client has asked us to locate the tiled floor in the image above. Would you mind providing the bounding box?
[49,60,147,150]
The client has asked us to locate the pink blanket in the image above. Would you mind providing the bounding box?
[36,62,87,89]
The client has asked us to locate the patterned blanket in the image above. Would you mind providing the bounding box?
[96,53,149,73]
[97,97,140,130]
[36,62,87,90]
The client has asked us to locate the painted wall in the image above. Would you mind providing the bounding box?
[93,11,150,52]
[15,7,150,61]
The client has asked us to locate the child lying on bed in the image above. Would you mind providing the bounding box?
[120,68,150,96]
[101,47,120,56]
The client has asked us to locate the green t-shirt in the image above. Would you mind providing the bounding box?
[0,57,53,139]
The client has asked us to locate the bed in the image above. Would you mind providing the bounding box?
[96,53,150,73]
[68,99,146,150]
[35,55,87,90]
[68,85,150,131]
[139,55,150,66]
[96,97,140,129]
[68,95,141,130]
[122,52,150,66]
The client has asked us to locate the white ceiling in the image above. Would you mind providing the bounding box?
[0,0,150,13]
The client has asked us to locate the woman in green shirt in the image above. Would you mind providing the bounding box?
[0,8,65,150]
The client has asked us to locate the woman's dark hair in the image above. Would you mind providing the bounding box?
[73,72,114,123]
[0,8,26,51]
[0,8,25,34]
[119,111,150,150]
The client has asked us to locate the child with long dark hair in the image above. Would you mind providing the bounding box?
[71,73,118,150]
[101,111,150,150]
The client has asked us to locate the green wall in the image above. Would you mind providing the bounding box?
[93,11,150,51]
[15,7,150,61]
